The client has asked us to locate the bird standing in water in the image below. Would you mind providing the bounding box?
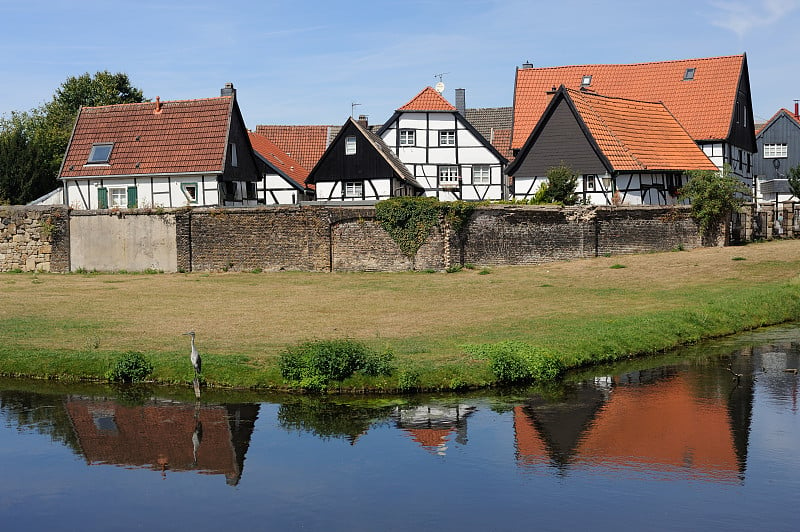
[183,331,202,375]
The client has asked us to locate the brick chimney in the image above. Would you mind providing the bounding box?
[455,88,466,115]
[794,99,799,119]
[357,114,369,128]
[221,83,236,97]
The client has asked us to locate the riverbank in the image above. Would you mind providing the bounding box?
[2,239,799,392]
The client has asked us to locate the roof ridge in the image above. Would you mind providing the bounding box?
[522,54,744,71]
[81,96,231,111]
[397,87,456,111]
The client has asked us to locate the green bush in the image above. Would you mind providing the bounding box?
[279,339,395,391]
[106,352,154,383]
[464,341,565,384]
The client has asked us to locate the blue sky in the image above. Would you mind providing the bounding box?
[2,0,799,128]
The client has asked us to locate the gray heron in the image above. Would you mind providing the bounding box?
[183,331,202,375]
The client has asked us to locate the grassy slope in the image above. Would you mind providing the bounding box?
[1,239,799,391]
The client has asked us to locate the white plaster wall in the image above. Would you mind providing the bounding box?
[70,213,177,272]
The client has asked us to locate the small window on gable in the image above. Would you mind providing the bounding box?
[345,136,357,155]
[88,143,113,164]
[344,181,362,198]
[230,143,238,167]
[399,129,415,146]
[439,130,456,146]
[683,68,695,81]
[581,75,592,87]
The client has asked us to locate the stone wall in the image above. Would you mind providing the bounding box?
[0,206,69,272]
[1,204,713,273]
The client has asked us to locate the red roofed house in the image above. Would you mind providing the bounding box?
[506,86,718,205]
[377,87,509,200]
[59,84,261,210]
[509,55,757,203]
[753,103,800,203]
[254,124,339,171]
[248,132,314,204]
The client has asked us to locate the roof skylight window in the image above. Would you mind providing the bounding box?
[88,143,113,164]
[683,68,696,81]
[581,75,592,87]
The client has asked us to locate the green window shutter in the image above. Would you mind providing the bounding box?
[98,187,108,209]
[127,186,138,208]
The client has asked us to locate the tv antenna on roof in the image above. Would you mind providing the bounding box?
[351,102,361,117]
[434,72,449,93]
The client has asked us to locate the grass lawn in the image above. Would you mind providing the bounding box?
[2,239,799,391]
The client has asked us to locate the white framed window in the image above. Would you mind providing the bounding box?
[439,130,456,146]
[181,182,199,204]
[439,166,460,187]
[345,136,357,155]
[399,129,415,146]
[88,143,113,164]
[472,165,491,185]
[581,75,592,87]
[108,187,127,208]
[230,143,238,167]
[763,143,788,158]
[344,181,363,198]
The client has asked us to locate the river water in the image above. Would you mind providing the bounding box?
[1,326,799,531]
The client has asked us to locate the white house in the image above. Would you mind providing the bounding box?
[377,87,508,201]
[59,84,262,210]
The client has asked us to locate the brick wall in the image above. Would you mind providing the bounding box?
[0,206,69,272]
[1,204,710,273]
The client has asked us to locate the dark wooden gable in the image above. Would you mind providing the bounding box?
[221,99,261,182]
[507,89,610,177]
[308,119,400,183]
[726,54,757,153]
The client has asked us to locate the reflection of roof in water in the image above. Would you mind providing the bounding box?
[395,404,476,456]
[65,399,259,486]
[514,372,744,483]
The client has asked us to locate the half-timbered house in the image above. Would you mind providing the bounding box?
[509,55,757,197]
[306,117,423,201]
[248,132,314,204]
[378,87,509,201]
[506,86,718,205]
[59,84,261,209]
[754,104,800,202]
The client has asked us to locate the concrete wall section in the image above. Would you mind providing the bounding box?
[70,211,177,272]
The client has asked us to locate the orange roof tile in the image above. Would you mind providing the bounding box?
[565,88,718,172]
[512,55,746,150]
[397,86,456,112]
[248,132,310,189]
[60,97,233,178]
[254,125,335,170]
[490,127,514,161]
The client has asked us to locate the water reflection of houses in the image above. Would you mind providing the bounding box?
[394,404,476,456]
[514,364,755,483]
[65,398,259,485]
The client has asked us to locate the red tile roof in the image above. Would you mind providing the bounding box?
[490,127,513,161]
[60,97,234,178]
[254,125,335,170]
[248,132,310,189]
[512,55,746,150]
[565,88,718,172]
[397,86,456,112]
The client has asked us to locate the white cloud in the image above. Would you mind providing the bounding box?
[709,0,800,37]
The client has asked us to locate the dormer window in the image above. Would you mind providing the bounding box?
[87,143,113,164]
[683,68,695,81]
[581,75,592,87]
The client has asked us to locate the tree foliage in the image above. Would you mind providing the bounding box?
[0,71,146,204]
[788,165,800,200]
[545,163,579,205]
[679,165,749,236]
